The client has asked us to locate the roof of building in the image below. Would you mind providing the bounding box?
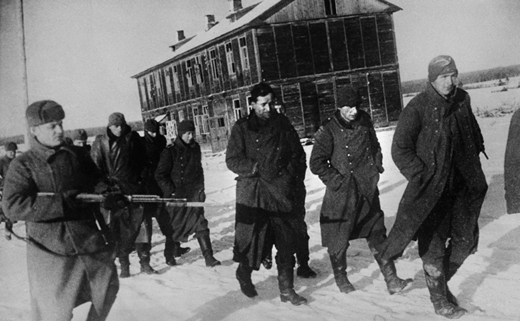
[132,0,400,78]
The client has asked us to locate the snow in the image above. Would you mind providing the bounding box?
[2,83,520,320]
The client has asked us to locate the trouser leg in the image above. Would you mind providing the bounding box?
[328,245,355,293]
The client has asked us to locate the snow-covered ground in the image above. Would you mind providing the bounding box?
[2,82,520,320]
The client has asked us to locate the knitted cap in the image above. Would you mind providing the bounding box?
[144,119,159,133]
[4,142,17,152]
[108,112,126,127]
[337,87,360,108]
[72,129,88,141]
[26,100,65,127]
[177,120,195,136]
[428,55,458,82]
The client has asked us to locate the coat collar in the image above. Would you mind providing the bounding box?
[30,137,75,162]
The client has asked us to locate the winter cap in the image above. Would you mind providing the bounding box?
[4,142,17,152]
[428,55,458,82]
[26,100,65,127]
[108,112,126,127]
[177,120,195,136]
[72,128,88,141]
[337,87,360,108]
[144,119,159,133]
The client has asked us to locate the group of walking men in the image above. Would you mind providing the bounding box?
[1,54,491,320]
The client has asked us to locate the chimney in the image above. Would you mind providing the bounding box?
[205,14,216,31]
[229,0,242,12]
[177,30,185,42]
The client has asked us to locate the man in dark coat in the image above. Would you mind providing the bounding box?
[142,118,190,265]
[310,88,412,295]
[378,56,488,319]
[2,100,118,321]
[226,82,307,305]
[71,128,91,153]
[0,141,17,189]
[505,109,520,213]
[155,120,221,267]
[91,112,156,277]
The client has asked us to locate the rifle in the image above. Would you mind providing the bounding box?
[38,192,225,207]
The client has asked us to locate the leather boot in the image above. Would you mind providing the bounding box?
[373,251,413,294]
[329,251,355,293]
[136,243,157,274]
[296,241,317,278]
[424,263,467,319]
[119,255,130,278]
[173,241,191,258]
[197,235,221,267]
[236,263,257,298]
[278,268,307,305]
[445,260,461,306]
[164,237,177,266]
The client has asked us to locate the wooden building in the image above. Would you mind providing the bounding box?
[132,0,403,152]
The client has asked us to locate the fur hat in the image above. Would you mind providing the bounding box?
[4,142,17,152]
[428,55,458,82]
[144,119,159,133]
[108,112,126,127]
[177,120,195,136]
[337,87,360,108]
[72,129,88,141]
[26,100,65,127]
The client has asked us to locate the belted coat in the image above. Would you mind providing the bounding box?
[310,110,385,254]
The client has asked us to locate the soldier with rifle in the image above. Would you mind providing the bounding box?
[2,100,119,321]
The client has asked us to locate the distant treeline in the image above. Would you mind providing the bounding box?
[402,64,520,95]
[0,120,143,147]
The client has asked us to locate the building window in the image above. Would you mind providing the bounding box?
[239,37,249,71]
[225,42,236,75]
[178,110,185,121]
[193,106,209,135]
[186,60,195,87]
[324,0,337,16]
[233,99,242,120]
[247,95,253,114]
[173,65,181,92]
[194,56,204,84]
[209,48,220,79]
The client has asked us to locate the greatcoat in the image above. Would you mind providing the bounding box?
[310,110,385,255]
[505,109,520,214]
[2,139,118,321]
[155,136,209,242]
[378,84,487,261]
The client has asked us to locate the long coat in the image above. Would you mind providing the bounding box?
[310,110,385,255]
[2,139,118,319]
[226,111,306,213]
[91,124,150,248]
[0,155,13,188]
[155,136,209,241]
[505,109,520,214]
[378,84,486,260]
[142,131,167,197]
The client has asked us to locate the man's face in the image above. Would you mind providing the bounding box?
[432,72,457,97]
[252,93,273,121]
[30,121,64,147]
[339,106,358,122]
[109,125,123,137]
[181,131,194,144]
[6,150,15,159]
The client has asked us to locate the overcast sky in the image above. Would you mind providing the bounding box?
[1,0,519,137]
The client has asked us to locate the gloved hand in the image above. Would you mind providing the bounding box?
[102,192,128,210]
[62,189,82,211]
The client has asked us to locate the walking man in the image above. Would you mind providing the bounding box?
[155,120,220,267]
[226,82,307,305]
[377,55,488,318]
[310,87,412,295]
[91,112,156,277]
[2,100,119,320]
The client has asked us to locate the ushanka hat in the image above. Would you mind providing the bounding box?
[108,112,126,127]
[72,129,88,141]
[5,142,17,152]
[177,120,195,136]
[26,100,65,127]
[428,55,458,82]
[144,119,159,133]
